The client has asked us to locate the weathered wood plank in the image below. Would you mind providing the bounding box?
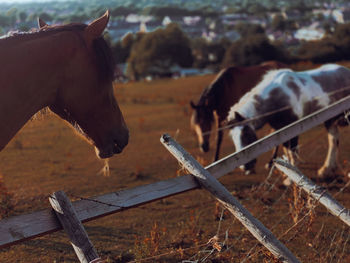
[274,159,350,227]
[0,175,198,249]
[49,191,100,263]
[161,134,300,263]
[0,95,349,249]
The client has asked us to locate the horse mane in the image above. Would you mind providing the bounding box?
[0,23,115,83]
[197,67,236,107]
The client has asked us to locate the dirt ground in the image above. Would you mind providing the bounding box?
[0,74,349,262]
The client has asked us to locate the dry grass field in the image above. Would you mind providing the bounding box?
[0,72,350,262]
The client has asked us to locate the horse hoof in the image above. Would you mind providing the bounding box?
[317,166,337,179]
[317,167,330,177]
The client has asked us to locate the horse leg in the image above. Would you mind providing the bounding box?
[282,136,299,165]
[265,145,279,170]
[318,119,339,178]
[265,128,279,169]
[214,129,223,161]
[281,136,299,185]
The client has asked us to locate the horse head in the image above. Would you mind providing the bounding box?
[43,11,129,159]
[228,112,257,175]
[190,99,214,153]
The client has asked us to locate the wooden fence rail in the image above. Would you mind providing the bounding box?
[1,95,350,249]
[274,159,350,227]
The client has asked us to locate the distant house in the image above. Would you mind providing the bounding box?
[183,16,201,26]
[201,30,217,42]
[332,8,350,23]
[221,13,248,26]
[294,22,325,41]
[125,14,153,24]
[162,16,172,26]
[313,9,333,20]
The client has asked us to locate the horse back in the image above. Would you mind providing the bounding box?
[213,62,286,121]
[239,64,350,123]
[307,64,350,102]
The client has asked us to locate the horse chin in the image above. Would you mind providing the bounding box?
[95,143,123,159]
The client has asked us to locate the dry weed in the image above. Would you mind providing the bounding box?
[288,184,305,224]
[134,222,167,260]
[0,174,14,219]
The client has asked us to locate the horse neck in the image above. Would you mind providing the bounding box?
[0,31,78,151]
[219,66,276,125]
[210,74,238,123]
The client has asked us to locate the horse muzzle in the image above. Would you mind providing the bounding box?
[95,130,129,159]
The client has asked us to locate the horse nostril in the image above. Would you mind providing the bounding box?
[112,129,129,154]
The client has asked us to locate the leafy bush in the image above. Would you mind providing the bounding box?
[296,22,350,63]
[126,23,193,79]
[222,34,289,67]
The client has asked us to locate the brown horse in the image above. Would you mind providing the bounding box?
[0,11,129,159]
[190,61,287,162]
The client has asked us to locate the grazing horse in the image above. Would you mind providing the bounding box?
[0,11,129,159]
[227,64,350,178]
[190,61,287,161]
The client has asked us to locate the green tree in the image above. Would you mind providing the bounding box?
[297,22,350,63]
[297,39,339,63]
[222,35,288,67]
[192,37,230,68]
[18,11,27,23]
[6,8,18,27]
[111,32,136,64]
[271,14,287,31]
[127,23,193,79]
[0,14,10,27]
[234,22,265,38]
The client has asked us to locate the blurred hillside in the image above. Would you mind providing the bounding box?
[1,0,350,79]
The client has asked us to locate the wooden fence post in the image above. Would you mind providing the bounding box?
[274,159,350,227]
[161,134,300,263]
[49,191,101,263]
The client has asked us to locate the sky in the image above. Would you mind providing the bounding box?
[0,0,67,2]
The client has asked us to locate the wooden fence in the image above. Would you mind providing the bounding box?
[1,95,350,262]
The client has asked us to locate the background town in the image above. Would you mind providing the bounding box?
[1,0,350,80]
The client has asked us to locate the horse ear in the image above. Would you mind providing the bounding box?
[37,18,48,29]
[235,112,246,122]
[190,101,197,109]
[85,10,110,45]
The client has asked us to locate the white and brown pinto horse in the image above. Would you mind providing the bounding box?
[227,64,350,178]
[190,61,286,161]
[0,11,129,159]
